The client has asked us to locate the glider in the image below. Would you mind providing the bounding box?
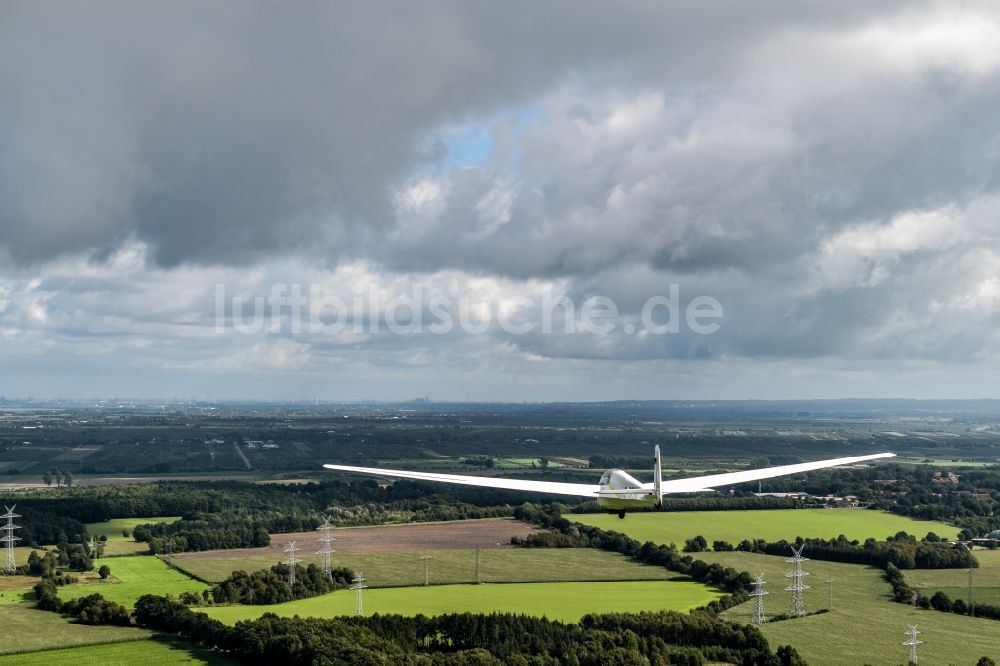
[324,447,895,518]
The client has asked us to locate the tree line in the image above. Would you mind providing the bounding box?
[885,562,1000,623]
[210,563,354,605]
[724,533,976,570]
[128,594,802,665]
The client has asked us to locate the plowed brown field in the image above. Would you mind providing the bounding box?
[171,519,541,560]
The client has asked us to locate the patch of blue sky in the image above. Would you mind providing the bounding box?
[417,105,544,175]
[438,123,494,169]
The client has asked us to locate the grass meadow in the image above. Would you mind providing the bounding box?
[0,606,153,655]
[85,517,180,556]
[59,555,209,607]
[570,509,960,546]
[200,579,723,624]
[698,551,999,665]
[0,637,238,665]
[171,547,670,586]
[906,548,1000,606]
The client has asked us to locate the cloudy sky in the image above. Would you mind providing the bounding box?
[2,1,1000,401]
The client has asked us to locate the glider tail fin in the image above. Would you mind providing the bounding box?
[653,445,663,508]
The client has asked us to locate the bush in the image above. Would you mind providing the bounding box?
[930,591,952,612]
[61,593,131,626]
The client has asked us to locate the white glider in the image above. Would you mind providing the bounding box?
[324,447,895,517]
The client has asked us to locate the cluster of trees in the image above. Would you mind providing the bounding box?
[20,543,93,573]
[10,504,89,547]
[461,456,496,468]
[130,594,803,666]
[134,519,271,554]
[567,496,803,516]
[40,468,73,487]
[919,589,1000,621]
[211,563,354,605]
[21,550,79,584]
[57,542,94,571]
[883,563,914,603]
[61,592,131,625]
[731,533,976,569]
[510,532,588,548]
[33,580,130,625]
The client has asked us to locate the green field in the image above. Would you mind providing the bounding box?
[570,509,960,546]
[171,547,669,586]
[906,548,1000,606]
[59,555,209,607]
[0,577,38,605]
[85,517,180,556]
[0,605,153,655]
[0,637,238,665]
[200,579,723,624]
[10,546,47,561]
[698,551,999,665]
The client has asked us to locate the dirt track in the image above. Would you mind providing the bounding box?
[172,519,542,559]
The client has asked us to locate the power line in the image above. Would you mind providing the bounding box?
[826,577,834,610]
[283,541,301,587]
[749,572,768,625]
[1,505,21,574]
[315,517,336,578]
[902,624,923,665]
[784,544,810,617]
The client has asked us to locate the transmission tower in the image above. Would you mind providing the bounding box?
[749,572,768,624]
[350,572,367,616]
[419,552,432,586]
[1,505,21,574]
[902,624,923,665]
[315,517,336,578]
[282,541,301,587]
[784,544,810,617]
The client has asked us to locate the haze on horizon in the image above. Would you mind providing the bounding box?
[3,2,1000,402]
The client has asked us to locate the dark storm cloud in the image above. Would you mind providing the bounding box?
[0,0,916,267]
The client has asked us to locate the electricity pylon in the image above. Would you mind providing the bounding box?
[1,505,21,574]
[902,625,923,665]
[749,573,768,624]
[283,541,301,587]
[316,517,336,578]
[350,573,368,616]
[419,552,432,586]
[784,544,810,617]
